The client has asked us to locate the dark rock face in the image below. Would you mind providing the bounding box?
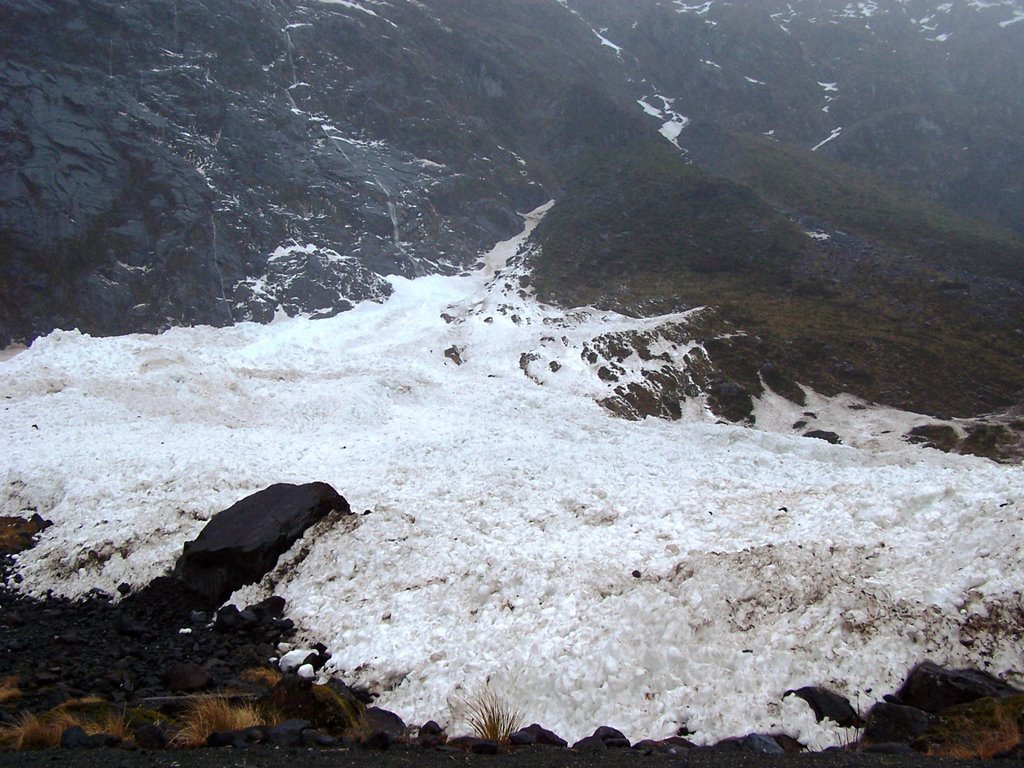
[566,0,1024,237]
[784,686,862,727]
[3,0,1021,346]
[3,0,1023,426]
[175,482,350,603]
[896,662,1023,714]
[1,0,569,345]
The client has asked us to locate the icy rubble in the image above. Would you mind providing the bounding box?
[1,204,1022,747]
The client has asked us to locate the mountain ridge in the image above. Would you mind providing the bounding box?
[1,0,1022,423]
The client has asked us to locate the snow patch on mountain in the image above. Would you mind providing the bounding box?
[812,127,843,152]
[637,95,690,149]
[592,27,623,55]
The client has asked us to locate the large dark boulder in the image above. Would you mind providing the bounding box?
[175,482,350,603]
[896,662,1023,714]
[364,707,407,740]
[862,702,938,746]
[784,686,862,727]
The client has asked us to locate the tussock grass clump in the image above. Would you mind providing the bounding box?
[0,712,58,750]
[170,696,279,748]
[240,666,283,688]
[0,700,131,750]
[463,688,524,744]
[0,676,21,704]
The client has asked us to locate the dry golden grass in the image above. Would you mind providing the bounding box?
[170,696,279,748]
[0,676,21,704]
[462,688,523,744]
[240,666,283,687]
[0,703,131,750]
[0,712,57,750]
[926,703,1023,760]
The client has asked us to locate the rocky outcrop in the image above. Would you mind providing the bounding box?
[862,702,939,746]
[1,0,571,345]
[896,662,1023,714]
[4,0,1022,360]
[175,482,350,603]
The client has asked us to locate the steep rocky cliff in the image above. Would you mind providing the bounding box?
[2,0,1022,418]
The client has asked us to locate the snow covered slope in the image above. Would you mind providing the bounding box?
[2,208,1022,745]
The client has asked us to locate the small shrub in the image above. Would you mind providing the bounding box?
[170,696,278,748]
[462,688,523,744]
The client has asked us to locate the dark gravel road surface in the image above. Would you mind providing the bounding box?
[0,747,1020,768]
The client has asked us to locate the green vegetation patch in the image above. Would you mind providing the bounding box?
[528,137,1024,419]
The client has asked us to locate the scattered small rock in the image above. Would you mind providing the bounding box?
[714,733,786,755]
[804,429,841,444]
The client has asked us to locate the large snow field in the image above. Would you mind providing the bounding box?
[1,205,1022,746]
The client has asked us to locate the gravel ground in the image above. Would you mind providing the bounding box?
[0,746,1020,768]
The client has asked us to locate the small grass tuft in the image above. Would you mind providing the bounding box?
[462,688,524,744]
[240,666,283,688]
[170,696,279,748]
[0,676,22,704]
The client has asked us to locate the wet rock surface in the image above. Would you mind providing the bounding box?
[175,482,351,603]
[1,0,566,345]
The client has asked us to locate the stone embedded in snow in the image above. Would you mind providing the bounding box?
[280,648,318,674]
[783,686,862,727]
[803,429,842,444]
[175,482,351,603]
[896,662,1024,713]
